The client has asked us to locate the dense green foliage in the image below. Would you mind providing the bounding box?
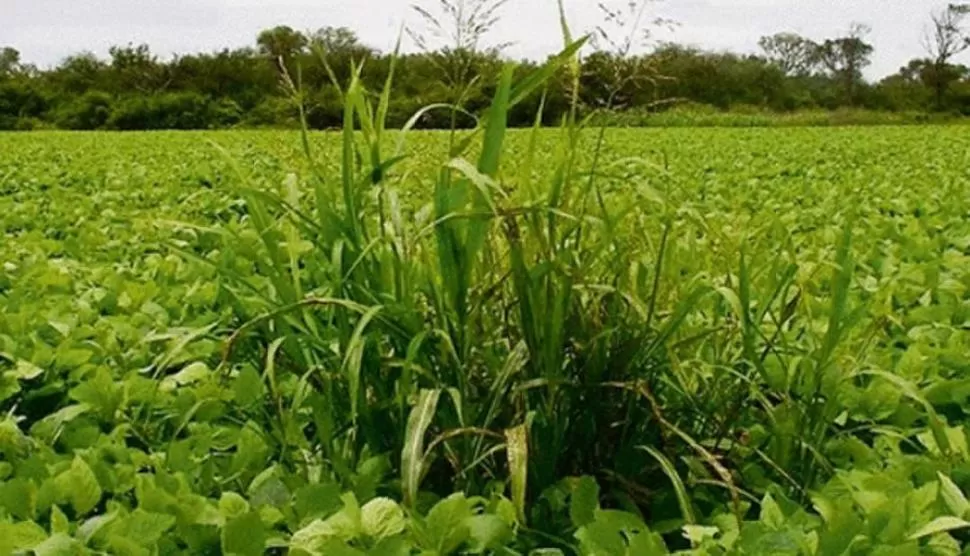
[2,16,970,131]
[4,52,970,554]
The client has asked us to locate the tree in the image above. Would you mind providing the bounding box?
[256,25,308,73]
[923,3,970,109]
[48,53,107,94]
[169,48,276,108]
[758,33,817,76]
[109,44,170,93]
[303,27,378,123]
[309,27,369,55]
[899,57,969,109]
[307,27,376,82]
[0,47,20,77]
[814,23,874,106]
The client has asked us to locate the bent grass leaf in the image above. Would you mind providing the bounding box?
[641,446,696,525]
[505,424,529,525]
[402,389,441,507]
[343,305,383,424]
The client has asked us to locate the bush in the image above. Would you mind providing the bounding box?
[210,98,244,127]
[0,80,48,125]
[305,86,343,129]
[107,92,215,130]
[948,82,970,115]
[242,96,298,127]
[53,91,113,130]
[590,104,952,127]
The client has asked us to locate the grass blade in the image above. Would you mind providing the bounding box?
[505,423,530,524]
[403,389,442,506]
[640,446,696,525]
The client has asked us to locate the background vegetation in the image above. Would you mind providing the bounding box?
[2,3,970,130]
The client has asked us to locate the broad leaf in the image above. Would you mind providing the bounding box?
[55,456,102,516]
[222,510,267,556]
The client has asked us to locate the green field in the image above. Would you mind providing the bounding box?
[3,126,970,554]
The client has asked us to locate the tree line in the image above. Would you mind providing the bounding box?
[1,3,969,131]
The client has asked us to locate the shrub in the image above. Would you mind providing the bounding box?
[0,80,48,125]
[107,92,215,130]
[242,96,298,127]
[53,90,113,129]
[210,98,244,127]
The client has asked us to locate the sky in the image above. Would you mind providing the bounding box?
[1,0,961,80]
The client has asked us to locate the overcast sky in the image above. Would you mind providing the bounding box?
[2,0,961,79]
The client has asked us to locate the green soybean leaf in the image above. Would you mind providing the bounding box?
[570,476,600,529]
[55,456,102,516]
[234,366,265,407]
[938,473,970,519]
[221,511,267,556]
[360,497,406,541]
[465,514,513,553]
[909,516,970,540]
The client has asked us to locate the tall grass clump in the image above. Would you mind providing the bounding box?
[182,8,873,546]
[202,33,691,498]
